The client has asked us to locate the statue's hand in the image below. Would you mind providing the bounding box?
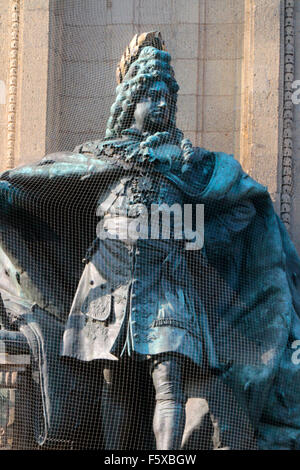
[181,142,212,174]
[180,142,215,193]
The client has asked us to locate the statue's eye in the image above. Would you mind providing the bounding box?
[149,91,159,100]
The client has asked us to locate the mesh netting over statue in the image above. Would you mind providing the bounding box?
[1,17,300,451]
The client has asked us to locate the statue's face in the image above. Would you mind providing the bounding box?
[133,81,172,133]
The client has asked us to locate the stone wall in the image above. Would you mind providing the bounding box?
[46,0,245,158]
[239,0,284,214]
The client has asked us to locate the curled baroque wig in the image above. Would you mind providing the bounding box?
[105,47,183,147]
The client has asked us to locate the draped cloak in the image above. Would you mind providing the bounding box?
[0,142,300,449]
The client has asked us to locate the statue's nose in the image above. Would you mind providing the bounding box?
[158,98,167,108]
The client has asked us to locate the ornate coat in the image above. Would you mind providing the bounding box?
[1,138,300,448]
[61,139,256,365]
[62,163,207,363]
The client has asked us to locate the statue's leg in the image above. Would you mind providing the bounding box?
[100,359,132,449]
[100,357,155,449]
[151,354,187,450]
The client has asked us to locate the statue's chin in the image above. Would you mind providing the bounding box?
[144,117,170,133]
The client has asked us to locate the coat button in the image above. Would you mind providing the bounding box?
[90,280,94,285]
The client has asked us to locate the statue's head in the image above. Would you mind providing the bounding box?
[105,32,180,140]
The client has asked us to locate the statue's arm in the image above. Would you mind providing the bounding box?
[183,147,257,249]
[204,200,256,255]
[1,152,109,181]
[185,146,256,231]
[216,200,257,233]
[176,147,215,196]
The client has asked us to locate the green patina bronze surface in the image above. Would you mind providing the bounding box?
[0,32,300,450]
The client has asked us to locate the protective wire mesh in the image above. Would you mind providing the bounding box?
[0,0,299,451]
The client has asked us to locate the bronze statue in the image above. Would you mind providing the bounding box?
[63,32,216,449]
[1,32,300,450]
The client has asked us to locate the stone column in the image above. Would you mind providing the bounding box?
[240,0,284,213]
[0,0,50,171]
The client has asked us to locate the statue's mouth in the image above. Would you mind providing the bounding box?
[151,110,168,119]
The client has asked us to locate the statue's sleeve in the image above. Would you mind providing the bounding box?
[181,148,216,195]
[204,200,256,254]
[1,152,109,181]
[186,149,257,251]
[216,200,257,233]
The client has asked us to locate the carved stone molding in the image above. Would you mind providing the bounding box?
[281,0,295,230]
[6,0,21,170]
